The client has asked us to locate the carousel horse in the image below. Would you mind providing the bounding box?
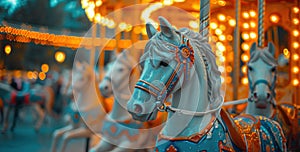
[127,17,286,151]
[0,80,55,133]
[91,50,156,152]
[51,62,105,152]
[245,42,299,150]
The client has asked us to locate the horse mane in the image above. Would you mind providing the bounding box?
[143,27,222,108]
[180,28,223,108]
[249,47,277,66]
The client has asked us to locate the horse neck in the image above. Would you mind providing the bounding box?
[109,97,132,121]
[245,91,275,118]
[162,60,212,137]
[109,73,136,121]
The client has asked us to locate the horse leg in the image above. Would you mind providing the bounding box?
[1,105,12,133]
[60,127,92,152]
[50,125,74,152]
[33,104,45,132]
[89,139,116,152]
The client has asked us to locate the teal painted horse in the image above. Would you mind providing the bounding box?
[127,17,286,151]
[245,42,299,150]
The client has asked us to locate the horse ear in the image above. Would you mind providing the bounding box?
[250,42,257,56]
[146,23,157,39]
[268,42,276,56]
[158,16,174,38]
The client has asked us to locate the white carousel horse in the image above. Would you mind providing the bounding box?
[127,17,286,151]
[51,62,105,152]
[91,50,156,152]
[244,42,299,150]
[0,80,55,133]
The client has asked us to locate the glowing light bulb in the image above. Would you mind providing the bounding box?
[226,35,233,41]
[219,35,226,41]
[226,66,232,73]
[243,23,249,29]
[41,64,49,73]
[4,44,11,55]
[242,77,249,85]
[211,22,218,29]
[293,30,299,37]
[241,53,250,62]
[250,21,256,28]
[55,51,66,63]
[215,29,223,35]
[293,18,299,25]
[242,43,250,51]
[218,0,226,6]
[292,66,299,74]
[293,42,299,49]
[292,79,299,86]
[249,10,256,17]
[283,48,290,59]
[228,19,236,27]
[250,32,257,39]
[242,12,250,19]
[119,22,127,31]
[27,71,33,79]
[218,14,226,21]
[226,77,232,84]
[242,32,249,40]
[293,7,299,14]
[39,72,46,80]
[293,54,299,61]
[270,14,280,23]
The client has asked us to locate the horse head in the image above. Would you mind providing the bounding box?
[247,42,277,109]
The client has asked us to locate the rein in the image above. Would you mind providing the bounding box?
[135,33,222,116]
[247,64,277,107]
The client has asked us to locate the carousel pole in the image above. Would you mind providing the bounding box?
[257,0,265,47]
[233,0,241,101]
[199,0,210,39]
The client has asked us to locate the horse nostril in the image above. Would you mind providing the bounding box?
[133,104,143,114]
[253,92,258,99]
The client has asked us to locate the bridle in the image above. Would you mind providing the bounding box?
[134,34,223,116]
[247,63,277,107]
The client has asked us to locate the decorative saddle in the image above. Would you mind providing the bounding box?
[273,103,299,150]
[155,109,286,152]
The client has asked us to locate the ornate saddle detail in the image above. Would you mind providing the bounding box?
[276,103,299,150]
[220,109,247,151]
[234,114,262,151]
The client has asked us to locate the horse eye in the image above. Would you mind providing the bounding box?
[119,68,124,72]
[160,61,169,67]
[271,67,276,72]
[248,66,253,71]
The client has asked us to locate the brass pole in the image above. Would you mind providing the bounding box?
[233,0,241,100]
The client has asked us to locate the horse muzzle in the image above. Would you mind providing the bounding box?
[127,100,158,121]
